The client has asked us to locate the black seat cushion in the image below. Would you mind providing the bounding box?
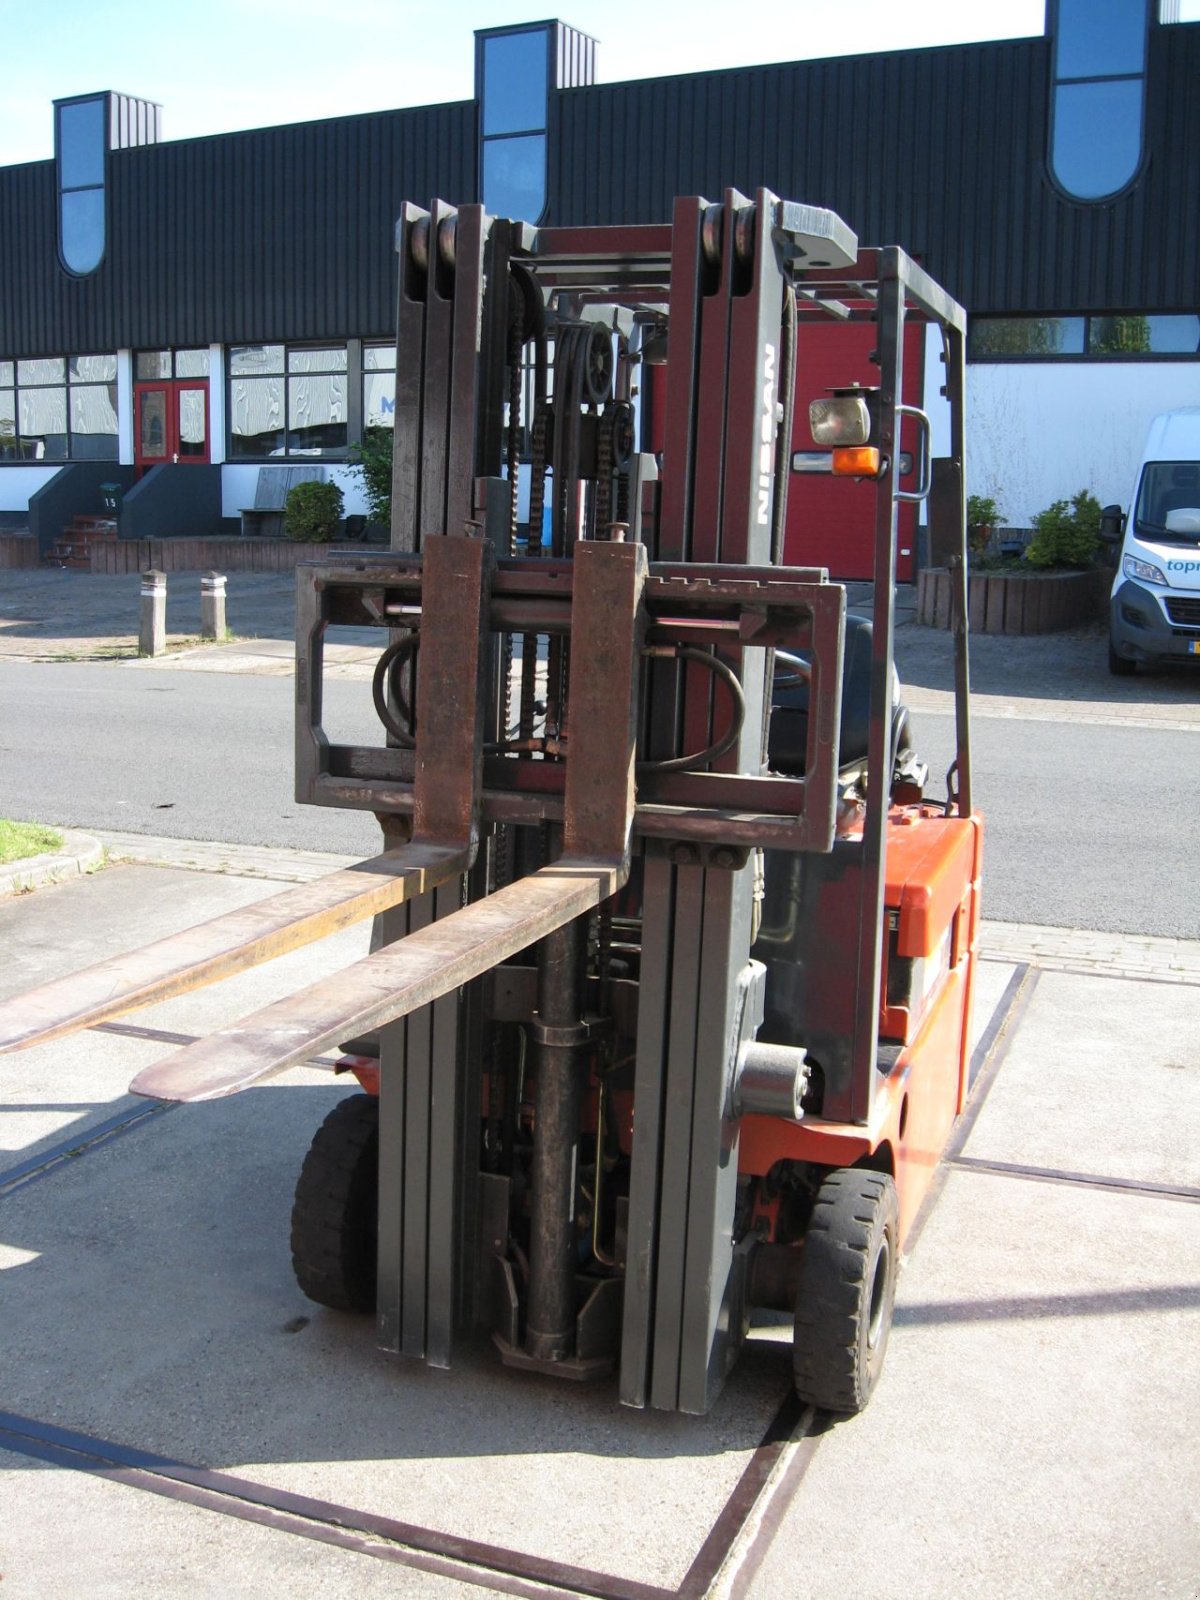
[767,613,876,775]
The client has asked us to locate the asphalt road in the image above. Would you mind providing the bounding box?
[0,655,1194,937]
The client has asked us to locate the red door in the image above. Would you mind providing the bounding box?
[134,381,209,475]
[783,321,925,583]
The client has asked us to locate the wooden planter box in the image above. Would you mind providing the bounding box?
[917,567,1109,634]
[0,533,40,569]
[88,538,346,575]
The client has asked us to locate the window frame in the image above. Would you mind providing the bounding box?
[967,313,1200,363]
[226,339,392,462]
[1046,0,1151,203]
[55,94,109,278]
[0,350,119,464]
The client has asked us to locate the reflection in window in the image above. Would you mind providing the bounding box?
[363,344,396,428]
[287,374,347,453]
[57,96,108,276]
[58,99,105,189]
[229,344,348,458]
[1089,314,1200,354]
[137,349,210,380]
[0,350,117,461]
[70,386,120,459]
[136,351,173,381]
[482,30,548,134]
[1055,0,1147,77]
[969,313,1200,361]
[71,354,118,383]
[1052,79,1143,200]
[482,136,547,226]
[478,25,550,222]
[1049,0,1149,200]
[177,390,207,456]
[968,317,1085,357]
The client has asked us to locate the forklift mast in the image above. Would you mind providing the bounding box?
[0,191,978,1418]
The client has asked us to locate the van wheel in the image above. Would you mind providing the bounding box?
[792,1169,899,1414]
[1108,640,1136,676]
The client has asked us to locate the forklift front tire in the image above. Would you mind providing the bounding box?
[290,1093,379,1313]
[792,1169,899,1414]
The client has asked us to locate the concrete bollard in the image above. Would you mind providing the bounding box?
[200,570,227,641]
[139,569,167,657]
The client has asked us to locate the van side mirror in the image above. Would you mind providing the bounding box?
[1099,505,1124,543]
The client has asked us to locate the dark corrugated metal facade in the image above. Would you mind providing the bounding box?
[549,27,1200,315]
[1,22,1197,358]
[0,101,474,357]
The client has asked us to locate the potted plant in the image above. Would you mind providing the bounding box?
[283,480,345,544]
[966,494,1001,563]
[1024,489,1101,569]
[920,488,1109,634]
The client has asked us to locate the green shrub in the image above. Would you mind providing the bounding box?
[966,494,1003,562]
[283,480,344,543]
[966,494,1001,528]
[1024,489,1102,569]
[349,426,393,527]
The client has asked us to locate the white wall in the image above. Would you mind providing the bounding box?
[966,361,1200,524]
[0,466,61,513]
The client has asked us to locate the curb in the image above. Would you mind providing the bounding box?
[0,830,105,898]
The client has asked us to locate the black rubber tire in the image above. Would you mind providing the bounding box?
[290,1093,379,1313]
[792,1169,899,1414]
[1108,639,1136,676]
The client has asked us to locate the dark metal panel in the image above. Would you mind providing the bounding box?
[547,26,1200,317]
[0,101,475,356]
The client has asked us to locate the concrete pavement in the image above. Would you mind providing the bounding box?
[0,840,1196,1598]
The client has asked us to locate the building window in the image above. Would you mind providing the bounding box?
[477,25,550,222]
[56,95,108,275]
[136,349,211,380]
[1049,0,1150,200]
[363,344,396,429]
[0,353,118,462]
[229,344,349,459]
[968,313,1200,361]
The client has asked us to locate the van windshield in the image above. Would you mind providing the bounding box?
[1135,461,1200,543]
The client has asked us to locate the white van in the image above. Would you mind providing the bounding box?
[1104,407,1200,675]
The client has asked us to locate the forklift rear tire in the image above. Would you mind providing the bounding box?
[290,1093,379,1313]
[792,1169,899,1414]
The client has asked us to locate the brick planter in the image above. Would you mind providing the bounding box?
[917,567,1109,634]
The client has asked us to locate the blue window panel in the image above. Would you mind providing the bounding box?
[60,188,106,274]
[482,30,548,136]
[482,134,546,223]
[1053,79,1143,198]
[1055,0,1148,80]
[58,98,106,189]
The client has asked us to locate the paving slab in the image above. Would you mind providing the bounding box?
[743,1171,1200,1600]
[0,1073,792,1594]
[0,1452,489,1600]
[959,969,1200,1189]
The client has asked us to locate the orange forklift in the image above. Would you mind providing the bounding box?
[0,190,980,1416]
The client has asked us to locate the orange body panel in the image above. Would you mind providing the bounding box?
[739,809,985,1247]
[884,807,978,959]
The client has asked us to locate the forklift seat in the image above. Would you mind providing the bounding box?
[767,613,909,776]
